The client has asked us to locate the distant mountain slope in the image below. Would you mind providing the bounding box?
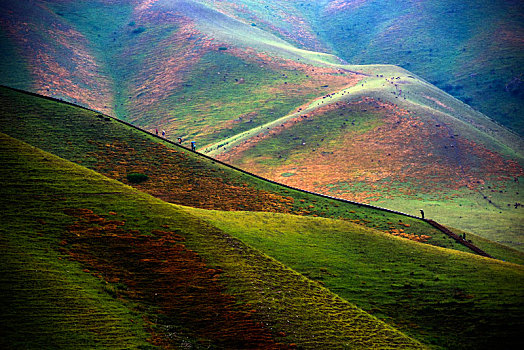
[0,0,115,113]
[194,0,524,135]
[1,132,427,348]
[313,0,524,134]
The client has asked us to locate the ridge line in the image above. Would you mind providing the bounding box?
[0,84,494,258]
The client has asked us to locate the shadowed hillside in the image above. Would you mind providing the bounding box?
[188,207,524,350]
[1,132,430,348]
[313,0,524,134]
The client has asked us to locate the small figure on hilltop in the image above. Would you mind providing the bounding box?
[420,209,425,219]
[191,141,196,151]
[162,130,166,137]
[155,128,158,135]
[177,137,182,144]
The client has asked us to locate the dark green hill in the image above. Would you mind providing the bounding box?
[0,132,426,348]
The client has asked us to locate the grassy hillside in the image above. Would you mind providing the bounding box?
[1,85,488,256]
[1,94,522,349]
[187,208,524,349]
[198,0,524,134]
[1,132,430,348]
[1,1,521,248]
[2,0,359,147]
[208,65,524,250]
[0,0,115,113]
[5,85,521,262]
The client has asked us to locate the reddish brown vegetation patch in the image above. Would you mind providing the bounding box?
[0,7,113,113]
[63,208,290,348]
[88,140,293,212]
[126,18,217,119]
[223,97,523,203]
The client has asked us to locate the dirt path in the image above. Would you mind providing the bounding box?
[426,219,493,258]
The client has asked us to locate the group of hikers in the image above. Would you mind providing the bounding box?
[155,128,196,151]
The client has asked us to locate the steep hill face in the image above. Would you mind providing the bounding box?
[0,0,360,144]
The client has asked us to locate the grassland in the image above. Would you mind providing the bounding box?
[2,1,521,251]
[1,81,523,349]
[186,207,524,349]
[1,131,432,348]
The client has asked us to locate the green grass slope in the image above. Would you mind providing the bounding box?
[186,208,524,349]
[2,85,514,261]
[0,132,427,348]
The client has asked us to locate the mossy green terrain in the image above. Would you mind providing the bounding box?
[1,131,430,348]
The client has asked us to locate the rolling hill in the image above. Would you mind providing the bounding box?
[1,131,430,348]
[0,0,522,250]
[208,64,524,251]
[1,83,524,349]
